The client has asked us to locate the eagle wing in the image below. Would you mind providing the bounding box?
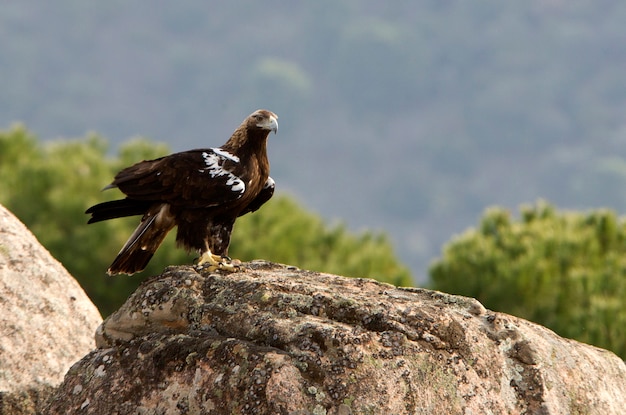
[109,148,246,208]
[238,177,275,217]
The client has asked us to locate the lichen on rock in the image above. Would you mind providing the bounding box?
[46,261,626,414]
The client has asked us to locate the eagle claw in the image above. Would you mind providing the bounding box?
[195,252,241,273]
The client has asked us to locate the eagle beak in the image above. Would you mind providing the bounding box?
[268,116,278,134]
[258,115,278,134]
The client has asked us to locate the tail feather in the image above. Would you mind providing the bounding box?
[86,199,152,224]
[106,204,176,275]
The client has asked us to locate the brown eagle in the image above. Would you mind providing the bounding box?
[86,109,278,275]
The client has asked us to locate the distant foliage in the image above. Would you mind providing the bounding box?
[430,201,626,359]
[232,196,412,287]
[0,126,412,316]
[5,2,626,280]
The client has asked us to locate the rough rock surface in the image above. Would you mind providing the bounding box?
[47,262,626,415]
[0,205,102,414]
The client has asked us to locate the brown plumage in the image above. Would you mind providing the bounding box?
[86,109,278,275]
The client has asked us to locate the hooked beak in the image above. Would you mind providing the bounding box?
[258,114,278,134]
[267,115,278,134]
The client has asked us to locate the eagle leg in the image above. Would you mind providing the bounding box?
[196,250,240,273]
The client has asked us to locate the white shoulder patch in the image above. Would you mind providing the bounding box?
[201,150,245,197]
[211,147,240,163]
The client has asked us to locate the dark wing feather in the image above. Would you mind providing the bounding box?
[238,177,275,217]
[110,149,246,208]
[107,203,176,275]
[86,199,152,223]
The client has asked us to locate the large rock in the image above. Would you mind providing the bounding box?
[46,262,625,414]
[0,205,102,414]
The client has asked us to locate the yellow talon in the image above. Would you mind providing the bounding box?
[196,251,240,272]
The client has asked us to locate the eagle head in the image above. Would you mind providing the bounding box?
[248,109,278,134]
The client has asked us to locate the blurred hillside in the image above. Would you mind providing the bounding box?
[2,1,626,281]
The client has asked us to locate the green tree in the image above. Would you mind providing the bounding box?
[232,196,412,287]
[429,200,626,359]
[0,126,412,317]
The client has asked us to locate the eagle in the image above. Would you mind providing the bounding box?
[86,109,278,275]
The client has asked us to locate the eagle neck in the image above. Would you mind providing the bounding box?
[222,128,270,176]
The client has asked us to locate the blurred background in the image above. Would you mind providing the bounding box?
[3,1,626,282]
